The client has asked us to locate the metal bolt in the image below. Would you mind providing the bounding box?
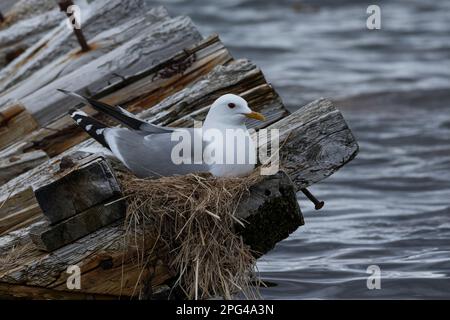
[58,0,90,52]
[301,188,325,210]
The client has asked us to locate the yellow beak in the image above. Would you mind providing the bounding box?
[245,111,266,121]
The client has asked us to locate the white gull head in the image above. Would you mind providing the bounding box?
[202,94,266,177]
[204,94,265,130]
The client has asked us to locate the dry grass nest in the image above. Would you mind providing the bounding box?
[118,170,264,300]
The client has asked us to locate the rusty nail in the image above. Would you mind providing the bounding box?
[0,11,5,23]
[58,0,90,52]
[301,188,325,210]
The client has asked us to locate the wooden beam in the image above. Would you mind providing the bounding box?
[0,102,38,149]
[261,98,359,190]
[0,281,122,300]
[0,9,62,68]
[22,16,204,126]
[30,201,125,252]
[0,0,56,28]
[0,151,101,236]
[0,150,48,185]
[0,6,170,106]
[0,1,167,91]
[0,204,42,236]
[34,158,122,224]
[235,171,303,256]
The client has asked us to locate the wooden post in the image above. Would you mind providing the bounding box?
[58,0,90,52]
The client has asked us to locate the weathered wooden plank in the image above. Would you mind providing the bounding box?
[0,221,46,252]
[0,0,56,29]
[235,171,303,256]
[0,220,171,298]
[0,141,33,159]
[0,150,48,185]
[0,150,99,236]
[0,171,302,299]
[34,158,122,224]
[0,0,162,92]
[0,103,25,124]
[0,9,61,67]
[0,103,39,149]
[30,200,125,252]
[0,6,170,107]
[100,34,233,111]
[261,98,359,190]
[22,16,204,126]
[0,204,42,236]
[0,282,119,300]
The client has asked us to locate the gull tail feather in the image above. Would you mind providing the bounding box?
[69,108,110,149]
[58,89,167,133]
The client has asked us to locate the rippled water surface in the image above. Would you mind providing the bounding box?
[152,0,450,299]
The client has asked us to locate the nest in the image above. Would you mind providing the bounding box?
[118,170,263,300]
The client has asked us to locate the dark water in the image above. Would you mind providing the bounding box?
[153,0,450,299]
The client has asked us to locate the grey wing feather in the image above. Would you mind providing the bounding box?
[104,128,209,178]
[58,89,173,134]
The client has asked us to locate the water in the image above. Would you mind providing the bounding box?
[151,0,450,299]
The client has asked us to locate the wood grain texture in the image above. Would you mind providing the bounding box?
[0,0,56,28]
[0,105,38,150]
[0,204,42,236]
[30,200,125,252]
[23,15,203,125]
[0,0,162,92]
[0,150,48,185]
[34,158,122,224]
[261,98,359,190]
[0,9,61,68]
[0,151,100,236]
[0,219,174,298]
[0,6,170,107]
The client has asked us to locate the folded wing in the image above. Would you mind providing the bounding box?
[58,89,173,134]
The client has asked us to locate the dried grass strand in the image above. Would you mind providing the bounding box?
[119,171,262,300]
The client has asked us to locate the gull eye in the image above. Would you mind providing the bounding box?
[228,103,236,109]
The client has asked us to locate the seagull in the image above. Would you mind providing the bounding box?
[58,89,266,178]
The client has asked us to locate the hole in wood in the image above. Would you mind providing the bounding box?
[100,258,114,270]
